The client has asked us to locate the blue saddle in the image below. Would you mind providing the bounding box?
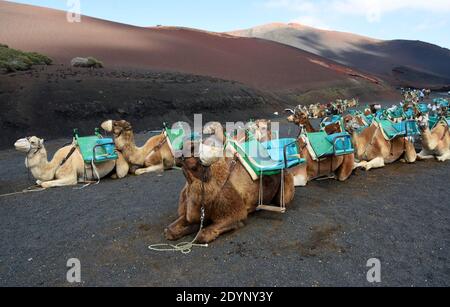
[228,138,305,176]
[306,132,354,158]
[377,119,419,140]
[75,132,118,164]
[418,104,429,114]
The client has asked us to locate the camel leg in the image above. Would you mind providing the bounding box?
[292,165,308,187]
[417,149,435,160]
[354,160,368,169]
[336,155,354,181]
[437,151,450,162]
[134,163,164,176]
[112,152,129,179]
[165,215,200,241]
[404,140,417,163]
[39,173,78,188]
[196,219,245,244]
[363,157,385,171]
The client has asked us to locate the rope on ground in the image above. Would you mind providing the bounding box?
[0,185,46,198]
[148,207,209,254]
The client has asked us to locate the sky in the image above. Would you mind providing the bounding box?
[8,0,450,48]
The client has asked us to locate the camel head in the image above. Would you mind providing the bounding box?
[101,119,133,135]
[250,119,272,142]
[101,120,133,149]
[14,136,44,154]
[285,109,295,123]
[203,122,225,146]
[417,114,430,132]
[343,115,363,134]
[176,141,214,183]
[286,106,308,127]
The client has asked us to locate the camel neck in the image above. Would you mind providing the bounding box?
[122,132,139,156]
[26,148,56,181]
[304,121,316,133]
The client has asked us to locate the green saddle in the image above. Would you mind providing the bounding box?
[376,119,419,140]
[164,123,200,153]
[227,138,304,177]
[306,131,354,159]
[74,129,118,163]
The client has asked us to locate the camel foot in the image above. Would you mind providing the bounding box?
[354,161,368,170]
[293,175,308,187]
[164,223,200,241]
[437,154,450,162]
[196,228,220,244]
[164,228,180,241]
[417,154,435,160]
[135,164,164,176]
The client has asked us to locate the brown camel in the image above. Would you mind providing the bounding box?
[343,115,417,170]
[287,108,341,134]
[165,140,295,244]
[289,137,355,187]
[101,120,175,175]
[286,109,355,186]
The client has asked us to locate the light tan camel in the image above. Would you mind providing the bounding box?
[14,136,129,188]
[417,115,450,162]
[343,115,417,171]
[101,120,175,175]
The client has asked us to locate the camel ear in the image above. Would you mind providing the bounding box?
[285,109,295,115]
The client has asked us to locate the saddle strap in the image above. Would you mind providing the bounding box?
[144,135,168,162]
[60,146,77,167]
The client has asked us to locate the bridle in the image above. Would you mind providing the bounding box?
[26,137,43,157]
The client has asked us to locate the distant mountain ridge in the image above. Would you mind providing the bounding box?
[0,2,381,91]
[229,23,450,89]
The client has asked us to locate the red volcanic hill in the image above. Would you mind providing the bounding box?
[0,1,379,90]
[229,23,450,89]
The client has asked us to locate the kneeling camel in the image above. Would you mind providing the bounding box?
[165,139,295,244]
[343,115,417,170]
[14,136,129,188]
[101,120,175,175]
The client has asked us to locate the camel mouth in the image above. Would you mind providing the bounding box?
[199,143,223,166]
[101,120,113,133]
[14,138,31,153]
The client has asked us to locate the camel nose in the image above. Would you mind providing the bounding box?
[101,120,113,132]
[14,138,30,152]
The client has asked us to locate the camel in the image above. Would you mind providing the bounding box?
[14,136,129,188]
[101,120,175,175]
[417,115,450,162]
[165,140,295,244]
[286,109,355,186]
[249,119,273,142]
[343,115,417,171]
[286,108,341,134]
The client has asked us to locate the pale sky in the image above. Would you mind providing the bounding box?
[8,0,450,48]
